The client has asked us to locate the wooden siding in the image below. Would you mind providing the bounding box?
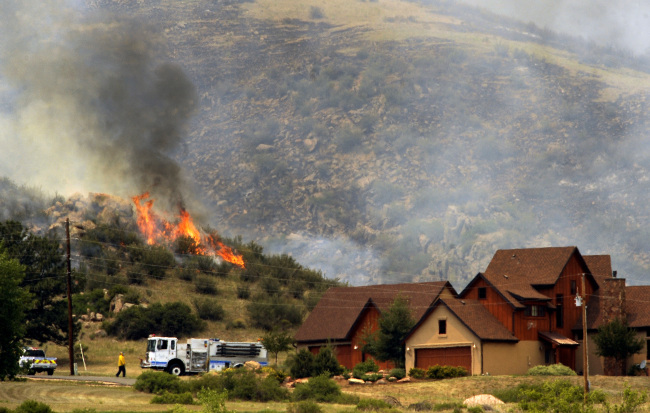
[462,278,514,333]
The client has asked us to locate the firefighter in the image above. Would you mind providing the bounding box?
[116,352,126,377]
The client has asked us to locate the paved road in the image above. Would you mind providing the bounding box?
[22,375,136,386]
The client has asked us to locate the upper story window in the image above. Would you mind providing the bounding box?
[438,319,447,335]
[478,287,487,299]
[570,280,577,295]
[525,305,546,317]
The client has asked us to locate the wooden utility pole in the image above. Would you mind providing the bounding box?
[581,273,589,402]
[66,218,74,375]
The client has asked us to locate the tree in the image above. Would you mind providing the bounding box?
[0,220,80,345]
[0,250,32,380]
[361,296,415,368]
[261,325,294,365]
[593,317,644,375]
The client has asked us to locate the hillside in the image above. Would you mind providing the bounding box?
[4,0,650,289]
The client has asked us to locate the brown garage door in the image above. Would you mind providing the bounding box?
[415,347,471,372]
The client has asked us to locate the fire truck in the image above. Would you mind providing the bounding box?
[140,336,268,376]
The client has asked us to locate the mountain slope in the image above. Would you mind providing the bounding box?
[11,0,650,288]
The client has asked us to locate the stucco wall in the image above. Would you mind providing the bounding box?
[482,341,544,375]
[404,305,481,375]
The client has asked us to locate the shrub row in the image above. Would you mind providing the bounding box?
[408,365,468,380]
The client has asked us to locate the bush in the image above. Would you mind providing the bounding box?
[425,365,468,380]
[288,401,323,413]
[226,318,246,329]
[389,368,406,380]
[356,398,392,411]
[140,245,175,279]
[134,371,188,394]
[197,388,230,413]
[526,363,577,376]
[293,375,342,403]
[492,380,607,413]
[352,359,378,379]
[314,347,344,377]
[247,295,304,330]
[195,274,218,295]
[237,284,250,299]
[151,391,196,404]
[189,369,289,402]
[106,302,205,339]
[287,349,315,379]
[14,400,53,413]
[408,367,425,379]
[193,298,225,321]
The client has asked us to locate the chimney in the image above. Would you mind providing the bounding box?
[602,276,626,324]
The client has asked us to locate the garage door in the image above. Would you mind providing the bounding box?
[415,347,471,372]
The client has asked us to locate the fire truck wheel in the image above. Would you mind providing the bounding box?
[168,362,184,376]
[27,369,35,375]
[47,370,54,376]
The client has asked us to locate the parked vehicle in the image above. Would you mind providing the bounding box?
[140,335,267,376]
[19,347,57,375]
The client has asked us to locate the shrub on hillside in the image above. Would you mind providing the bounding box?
[195,274,218,295]
[247,295,304,330]
[236,284,250,299]
[72,288,109,315]
[193,298,225,321]
[139,245,176,279]
[526,363,577,376]
[356,398,394,411]
[492,380,607,411]
[134,371,188,394]
[105,302,205,339]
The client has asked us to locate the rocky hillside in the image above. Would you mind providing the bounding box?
[8,0,650,289]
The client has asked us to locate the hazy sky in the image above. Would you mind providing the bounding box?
[460,0,650,55]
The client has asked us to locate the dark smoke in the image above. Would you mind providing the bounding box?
[0,0,198,213]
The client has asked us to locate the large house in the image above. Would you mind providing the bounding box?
[297,246,650,376]
[294,281,457,369]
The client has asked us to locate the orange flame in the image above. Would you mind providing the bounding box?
[132,192,245,268]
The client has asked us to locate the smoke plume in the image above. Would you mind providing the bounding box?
[0,0,198,213]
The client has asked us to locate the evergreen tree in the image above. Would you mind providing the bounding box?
[362,296,415,368]
[0,220,80,345]
[0,250,32,380]
[593,317,643,374]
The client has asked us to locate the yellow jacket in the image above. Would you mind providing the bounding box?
[118,354,125,366]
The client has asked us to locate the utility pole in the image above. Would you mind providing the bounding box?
[66,218,74,375]
[581,273,589,402]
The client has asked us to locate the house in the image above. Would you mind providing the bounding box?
[294,281,457,370]
[405,246,650,376]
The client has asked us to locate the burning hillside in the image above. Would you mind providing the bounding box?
[132,192,245,268]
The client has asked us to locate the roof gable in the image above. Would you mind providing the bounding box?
[479,246,595,308]
[295,281,454,343]
[407,297,518,342]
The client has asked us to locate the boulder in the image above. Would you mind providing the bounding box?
[463,394,504,409]
[244,360,262,370]
[348,378,365,385]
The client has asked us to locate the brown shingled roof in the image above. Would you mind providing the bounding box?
[295,281,454,343]
[440,298,518,342]
[479,247,585,308]
[626,286,650,329]
[583,255,613,280]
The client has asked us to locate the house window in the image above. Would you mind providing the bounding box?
[570,280,577,295]
[478,287,487,299]
[438,319,447,335]
[556,294,564,328]
[525,305,546,317]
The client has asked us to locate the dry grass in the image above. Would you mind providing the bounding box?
[2,374,650,413]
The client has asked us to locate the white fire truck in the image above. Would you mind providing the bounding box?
[140,336,268,376]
